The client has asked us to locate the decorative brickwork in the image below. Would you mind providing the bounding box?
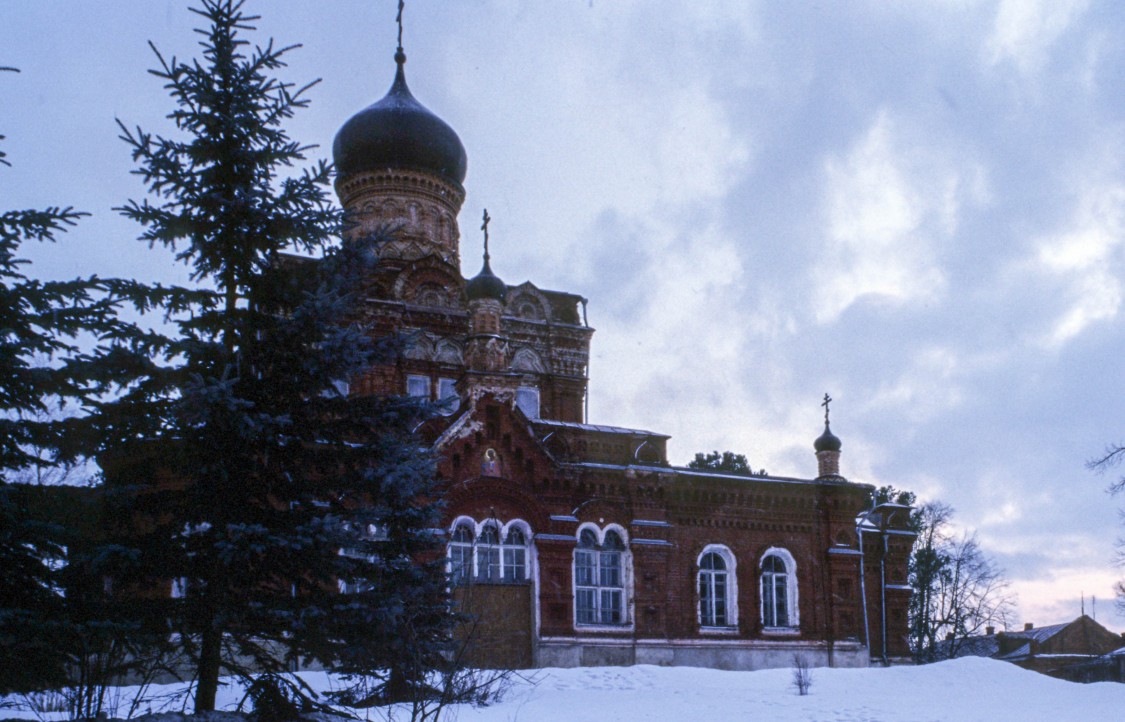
[331,52,914,671]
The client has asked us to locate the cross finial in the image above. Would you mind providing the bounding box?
[822,393,832,426]
[396,0,405,52]
[481,209,491,262]
[394,0,406,65]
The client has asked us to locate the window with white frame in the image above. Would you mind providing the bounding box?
[503,527,528,581]
[574,527,628,626]
[447,518,532,585]
[449,522,474,585]
[516,386,540,420]
[406,374,430,399]
[698,545,737,628]
[437,377,458,414]
[476,523,502,582]
[760,548,798,629]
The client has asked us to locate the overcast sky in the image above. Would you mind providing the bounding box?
[3,0,1124,632]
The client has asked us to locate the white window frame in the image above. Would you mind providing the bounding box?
[447,517,533,585]
[516,386,540,420]
[406,374,430,399]
[698,544,738,630]
[476,522,503,582]
[437,377,459,414]
[501,520,532,582]
[573,523,632,628]
[449,519,475,586]
[760,547,799,631]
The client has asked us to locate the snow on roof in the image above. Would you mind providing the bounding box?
[533,418,669,438]
[1003,622,1069,644]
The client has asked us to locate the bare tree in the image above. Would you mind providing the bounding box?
[907,501,1015,662]
[1088,443,1125,616]
[932,533,1015,658]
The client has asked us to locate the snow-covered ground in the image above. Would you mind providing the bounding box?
[4,658,1123,722]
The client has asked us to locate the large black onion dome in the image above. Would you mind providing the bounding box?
[466,257,506,302]
[333,51,467,184]
[814,423,842,452]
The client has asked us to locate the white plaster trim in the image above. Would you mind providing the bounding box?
[760,546,800,629]
[697,544,739,629]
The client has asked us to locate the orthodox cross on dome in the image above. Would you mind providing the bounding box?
[822,392,832,426]
[395,0,406,64]
[481,208,492,263]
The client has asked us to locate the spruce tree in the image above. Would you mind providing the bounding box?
[0,69,125,695]
[103,1,446,711]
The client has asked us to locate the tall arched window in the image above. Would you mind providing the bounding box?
[698,545,737,628]
[502,527,528,581]
[449,522,474,585]
[574,526,627,625]
[477,523,502,582]
[760,548,798,629]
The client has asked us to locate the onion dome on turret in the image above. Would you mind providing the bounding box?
[333,49,467,186]
[466,256,506,302]
[814,423,842,453]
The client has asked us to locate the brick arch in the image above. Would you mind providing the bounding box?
[445,477,550,532]
[571,496,629,528]
[505,284,551,321]
[391,257,463,305]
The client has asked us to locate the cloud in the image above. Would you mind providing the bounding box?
[863,346,966,422]
[986,0,1089,73]
[812,110,974,323]
[1033,183,1125,348]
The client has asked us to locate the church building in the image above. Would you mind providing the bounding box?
[330,38,915,670]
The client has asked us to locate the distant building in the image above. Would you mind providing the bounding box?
[326,38,916,670]
[936,615,1125,680]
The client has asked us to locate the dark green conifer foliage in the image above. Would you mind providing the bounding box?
[688,450,752,475]
[105,0,446,711]
[0,68,115,695]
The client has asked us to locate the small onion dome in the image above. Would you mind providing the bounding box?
[814,423,842,452]
[333,51,467,185]
[465,257,506,302]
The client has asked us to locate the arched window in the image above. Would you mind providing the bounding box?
[477,523,502,582]
[503,527,528,581]
[574,526,628,626]
[698,545,737,628]
[449,518,534,585]
[449,522,474,585]
[760,548,798,629]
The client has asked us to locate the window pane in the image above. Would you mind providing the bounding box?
[503,547,526,581]
[775,575,789,627]
[576,589,597,624]
[599,551,621,587]
[407,375,429,398]
[701,552,724,571]
[437,377,458,414]
[475,546,498,581]
[714,574,727,625]
[700,572,713,625]
[516,387,540,420]
[575,551,595,586]
[600,589,622,624]
[763,576,776,626]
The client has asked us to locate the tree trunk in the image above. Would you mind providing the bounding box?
[195,625,223,713]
